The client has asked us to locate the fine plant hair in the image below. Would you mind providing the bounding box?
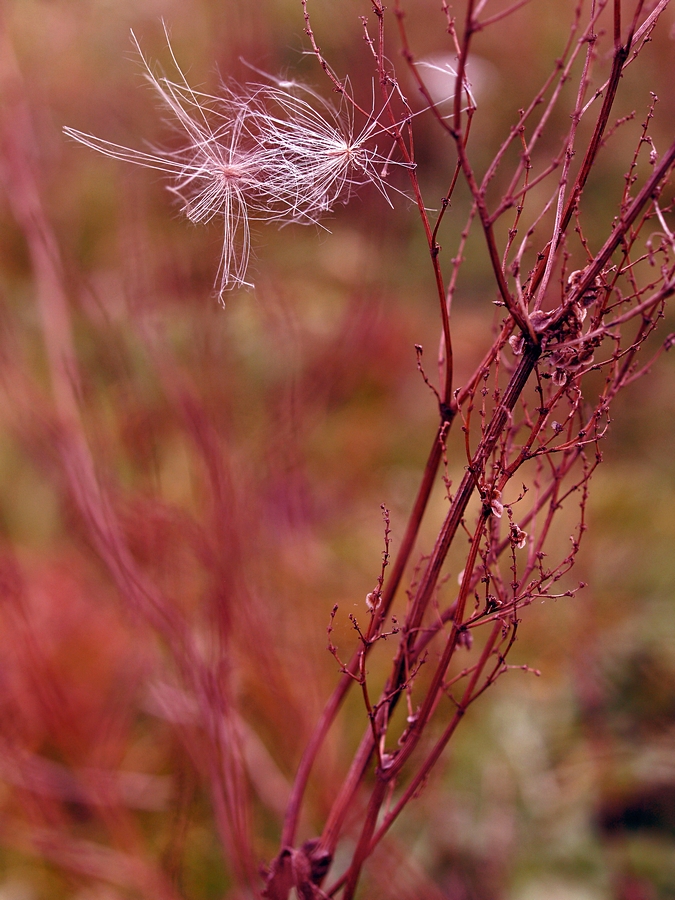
[64,28,411,298]
[1,1,674,899]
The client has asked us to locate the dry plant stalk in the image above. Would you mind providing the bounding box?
[0,0,674,898]
[262,1,675,897]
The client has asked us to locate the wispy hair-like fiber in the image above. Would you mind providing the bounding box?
[64,32,403,296]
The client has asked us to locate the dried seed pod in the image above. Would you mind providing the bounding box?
[567,268,604,308]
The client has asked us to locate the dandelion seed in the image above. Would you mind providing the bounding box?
[64,30,407,297]
[64,34,267,293]
[245,76,410,217]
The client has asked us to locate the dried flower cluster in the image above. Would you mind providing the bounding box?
[64,34,401,296]
[509,267,605,385]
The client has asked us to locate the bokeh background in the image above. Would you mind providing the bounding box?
[1,1,675,898]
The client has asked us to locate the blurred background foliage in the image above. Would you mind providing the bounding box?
[1,0,675,898]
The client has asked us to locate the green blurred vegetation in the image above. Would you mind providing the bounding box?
[1,1,675,898]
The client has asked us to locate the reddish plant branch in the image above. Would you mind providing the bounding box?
[266,3,675,898]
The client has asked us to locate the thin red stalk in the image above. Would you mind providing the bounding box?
[614,0,622,49]
[487,1,602,218]
[321,125,675,893]
[580,0,669,122]
[280,425,447,847]
[317,344,541,855]
[305,326,519,853]
[393,0,463,403]
[280,1,469,847]
[387,512,489,777]
[267,4,675,897]
[281,256,514,855]
[379,618,502,838]
[527,19,633,301]
[476,0,534,29]
[341,776,388,900]
[453,0,475,132]
[0,27,259,889]
[457,146,534,334]
[534,20,598,309]
[551,138,675,325]
[395,0,529,336]
[331,620,502,897]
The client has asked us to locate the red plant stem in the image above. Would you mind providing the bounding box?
[340,777,389,900]
[453,0,475,133]
[0,28,260,889]
[552,137,675,325]
[276,1,675,889]
[378,620,502,838]
[398,342,541,648]
[280,423,447,847]
[333,619,503,898]
[281,0,512,845]
[526,24,634,302]
[477,0,534,29]
[318,342,541,857]
[281,330,515,849]
[614,0,622,49]
[453,135,534,337]
[393,0,459,404]
[388,513,488,775]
